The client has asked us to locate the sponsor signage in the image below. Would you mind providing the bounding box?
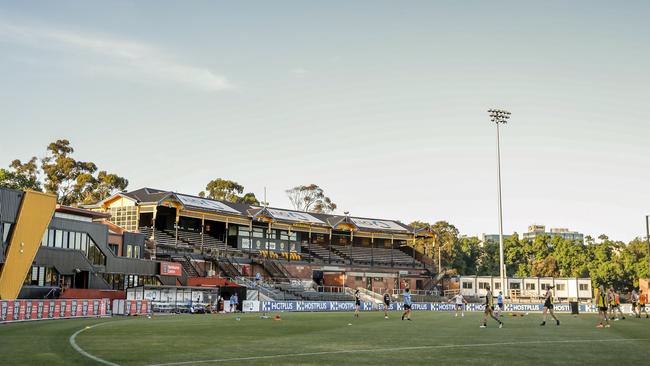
[350,218,407,232]
[266,208,324,225]
[160,261,183,276]
[256,301,611,313]
[176,194,241,214]
[0,299,110,324]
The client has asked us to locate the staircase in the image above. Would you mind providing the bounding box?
[261,260,292,282]
[216,257,241,279]
[174,256,199,277]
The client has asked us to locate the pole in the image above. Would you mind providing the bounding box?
[496,121,506,298]
[646,215,650,278]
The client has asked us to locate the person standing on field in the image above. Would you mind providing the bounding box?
[401,288,412,321]
[540,285,560,326]
[448,293,467,317]
[639,290,648,318]
[595,285,610,328]
[631,289,640,318]
[480,285,503,329]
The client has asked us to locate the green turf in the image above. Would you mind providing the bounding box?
[1,311,649,365]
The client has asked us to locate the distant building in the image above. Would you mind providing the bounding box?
[522,224,584,243]
[481,233,513,244]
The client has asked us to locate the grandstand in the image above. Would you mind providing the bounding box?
[0,186,436,304]
[84,187,436,298]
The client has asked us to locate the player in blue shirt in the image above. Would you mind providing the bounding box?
[401,288,412,321]
[496,291,504,317]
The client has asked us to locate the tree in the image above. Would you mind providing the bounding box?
[41,139,98,205]
[0,157,42,191]
[75,171,129,205]
[199,178,259,205]
[285,184,336,213]
[1,139,128,206]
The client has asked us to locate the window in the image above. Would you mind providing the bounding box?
[478,282,490,290]
[2,223,11,244]
[107,206,138,232]
[62,231,69,249]
[541,283,550,290]
[252,228,264,238]
[579,284,589,291]
[48,229,55,247]
[525,283,536,290]
[134,246,140,258]
[555,284,566,291]
[510,283,521,290]
[126,245,133,258]
[41,229,49,247]
[494,282,501,290]
[24,266,59,286]
[54,230,63,248]
[462,282,473,289]
[109,244,119,256]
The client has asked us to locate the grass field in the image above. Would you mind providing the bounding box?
[1,311,649,365]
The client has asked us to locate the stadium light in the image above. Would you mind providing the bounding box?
[488,109,511,298]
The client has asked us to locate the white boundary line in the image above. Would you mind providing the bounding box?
[144,338,650,366]
[69,322,122,366]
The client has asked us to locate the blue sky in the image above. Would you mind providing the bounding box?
[1,1,649,241]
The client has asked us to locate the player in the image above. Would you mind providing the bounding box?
[229,293,238,313]
[401,288,412,321]
[595,285,610,328]
[609,288,625,320]
[495,291,504,317]
[540,285,560,326]
[480,285,503,328]
[383,292,391,319]
[639,290,648,318]
[354,289,361,318]
[630,289,640,318]
[448,292,467,317]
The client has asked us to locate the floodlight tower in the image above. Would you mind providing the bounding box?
[488,109,511,298]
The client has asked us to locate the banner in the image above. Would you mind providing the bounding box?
[113,300,150,316]
[0,299,110,324]
[160,262,183,276]
[257,301,633,313]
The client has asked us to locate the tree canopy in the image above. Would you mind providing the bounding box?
[285,184,337,213]
[408,221,648,290]
[199,178,259,205]
[0,139,128,206]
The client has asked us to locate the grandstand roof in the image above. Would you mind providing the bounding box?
[118,187,415,234]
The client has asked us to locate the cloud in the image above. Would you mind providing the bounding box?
[0,20,231,91]
[290,67,309,75]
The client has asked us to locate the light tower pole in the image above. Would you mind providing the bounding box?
[645,215,649,279]
[488,109,511,297]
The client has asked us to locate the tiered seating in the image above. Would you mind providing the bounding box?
[300,242,346,264]
[172,230,228,251]
[330,244,422,268]
[139,227,188,248]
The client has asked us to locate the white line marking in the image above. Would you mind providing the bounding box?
[69,322,122,366]
[145,338,650,366]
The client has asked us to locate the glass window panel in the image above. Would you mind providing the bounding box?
[62,231,69,249]
[41,230,48,246]
[54,230,63,248]
[48,229,55,247]
[38,267,45,286]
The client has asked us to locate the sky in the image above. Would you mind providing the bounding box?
[0,1,648,241]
